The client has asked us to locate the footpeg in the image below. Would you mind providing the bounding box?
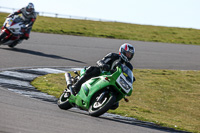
[69,86,76,96]
[124,97,129,102]
[63,89,71,98]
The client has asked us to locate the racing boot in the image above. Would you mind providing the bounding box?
[71,66,101,95]
[71,76,88,95]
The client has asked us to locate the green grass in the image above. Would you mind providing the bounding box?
[1,12,200,45]
[31,69,200,133]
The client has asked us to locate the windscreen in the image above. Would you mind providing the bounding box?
[121,64,134,83]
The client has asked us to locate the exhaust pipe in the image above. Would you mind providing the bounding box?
[65,72,76,95]
[65,72,72,88]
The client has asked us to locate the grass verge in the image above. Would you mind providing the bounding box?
[31,69,200,133]
[1,12,200,45]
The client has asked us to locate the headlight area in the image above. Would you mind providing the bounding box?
[119,77,131,90]
[10,28,16,32]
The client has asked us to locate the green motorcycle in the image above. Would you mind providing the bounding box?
[57,64,134,117]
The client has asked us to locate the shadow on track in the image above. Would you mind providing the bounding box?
[1,47,86,64]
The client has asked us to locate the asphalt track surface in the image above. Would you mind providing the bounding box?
[0,32,200,70]
[1,32,199,133]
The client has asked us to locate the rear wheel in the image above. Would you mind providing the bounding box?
[8,41,18,48]
[57,90,73,110]
[89,90,116,117]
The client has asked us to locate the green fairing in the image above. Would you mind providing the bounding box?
[71,66,132,109]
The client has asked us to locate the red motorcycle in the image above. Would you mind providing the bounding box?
[0,15,27,48]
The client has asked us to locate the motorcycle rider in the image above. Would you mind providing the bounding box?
[71,43,135,109]
[7,3,37,41]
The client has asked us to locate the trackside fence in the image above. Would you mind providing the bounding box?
[0,6,118,23]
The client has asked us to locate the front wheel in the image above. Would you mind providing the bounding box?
[57,91,73,110]
[0,31,7,44]
[89,91,116,117]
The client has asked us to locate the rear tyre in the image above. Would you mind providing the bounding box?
[8,42,18,48]
[9,39,23,48]
[89,91,116,117]
[57,91,73,110]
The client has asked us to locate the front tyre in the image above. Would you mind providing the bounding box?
[89,91,116,117]
[57,91,73,110]
[0,31,7,44]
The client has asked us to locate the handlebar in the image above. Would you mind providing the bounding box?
[112,61,122,70]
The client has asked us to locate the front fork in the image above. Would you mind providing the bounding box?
[0,28,10,41]
[0,26,4,32]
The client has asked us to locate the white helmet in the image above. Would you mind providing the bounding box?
[26,3,34,14]
[119,43,135,62]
